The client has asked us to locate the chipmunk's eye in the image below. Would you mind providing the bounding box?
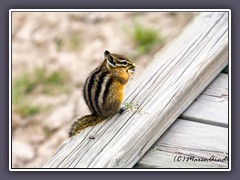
[121,61,127,66]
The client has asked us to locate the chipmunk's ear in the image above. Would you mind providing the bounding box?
[104,50,111,58]
[104,50,116,67]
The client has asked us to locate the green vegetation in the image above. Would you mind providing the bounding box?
[55,38,63,52]
[124,101,148,115]
[43,126,54,138]
[131,23,163,54]
[124,102,136,111]
[55,35,81,52]
[12,67,71,117]
[68,35,81,49]
[14,103,41,118]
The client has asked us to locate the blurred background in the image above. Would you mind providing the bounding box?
[12,11,195,168]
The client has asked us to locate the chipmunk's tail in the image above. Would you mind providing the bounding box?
[68,115,105,137]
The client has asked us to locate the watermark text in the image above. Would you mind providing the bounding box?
[174,155,228,163]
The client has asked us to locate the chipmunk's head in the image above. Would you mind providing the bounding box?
[104,50,136,75]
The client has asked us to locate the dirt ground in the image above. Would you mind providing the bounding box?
[11,11,195,168]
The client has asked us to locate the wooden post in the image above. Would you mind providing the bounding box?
[43,12,228,168]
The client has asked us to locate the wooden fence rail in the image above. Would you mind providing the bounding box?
[134,72,229,168]
[43,12,228,168]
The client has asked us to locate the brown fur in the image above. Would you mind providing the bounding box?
[68,51,135,137]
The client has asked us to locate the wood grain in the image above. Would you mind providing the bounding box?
[135,119,228,168]
[181,73,228,127]
[43,12,229,168]
[135,73,228,168]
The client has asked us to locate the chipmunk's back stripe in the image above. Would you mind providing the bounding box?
[102,77,114,103]
[83,76,88,106]
[98,74,110,112]
[83,76,92,112]
[87,68,101,114]
[94,72,108,115]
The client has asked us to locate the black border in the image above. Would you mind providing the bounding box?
[1,0,240,179]
[9,9,230,171]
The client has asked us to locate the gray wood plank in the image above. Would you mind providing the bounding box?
[181,73,228,127]
[135,73,229,168]
[135,119,228,168]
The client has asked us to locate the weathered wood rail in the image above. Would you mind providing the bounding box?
[134,73,228,168]
[43,12,228,168]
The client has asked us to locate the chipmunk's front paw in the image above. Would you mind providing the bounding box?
[119,105,128,114]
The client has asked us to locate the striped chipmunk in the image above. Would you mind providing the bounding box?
[69,50,136,137]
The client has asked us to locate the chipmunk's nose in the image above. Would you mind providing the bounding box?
[131,63,136,69]
[130,63,136,72]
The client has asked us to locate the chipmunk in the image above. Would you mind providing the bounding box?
[68,50,136,137]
